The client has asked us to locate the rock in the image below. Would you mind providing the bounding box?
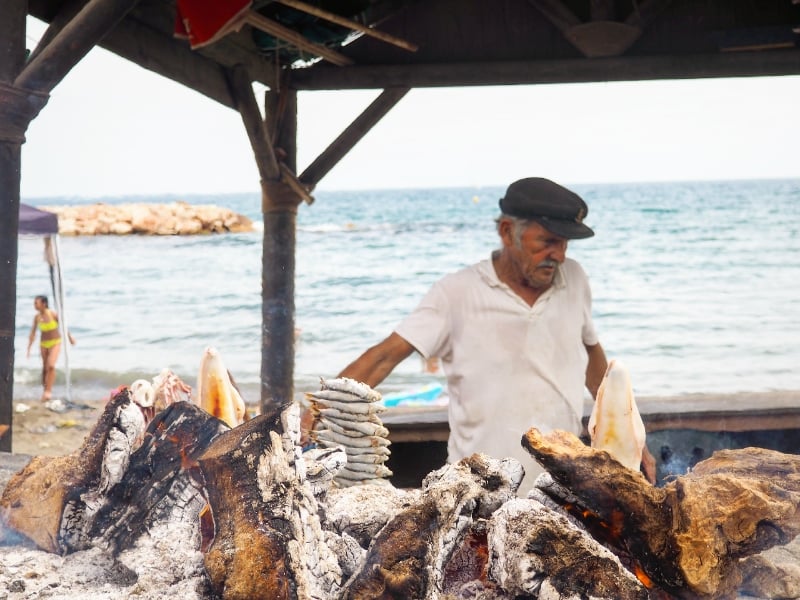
[38,203,253,235]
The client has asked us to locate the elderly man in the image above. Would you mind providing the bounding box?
[314,178,630,492]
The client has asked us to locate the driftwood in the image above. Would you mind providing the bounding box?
[522,427,800,599]
[488,498,649,599]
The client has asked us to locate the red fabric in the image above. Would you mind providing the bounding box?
[174,0,252,49]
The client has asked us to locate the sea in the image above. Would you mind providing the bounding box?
[14,178,800,407]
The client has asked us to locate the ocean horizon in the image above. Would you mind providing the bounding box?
[14,178,800,406]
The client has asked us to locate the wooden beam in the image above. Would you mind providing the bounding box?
[16,0,141,93]
[289,50,800,90]
[300,87,409,187]
[98,16,236,108]
[116,4,278,90]
[272,0,418,53]
[0,0,26,81]
[259,83,302,412]
[27,0,89,64]
[265,79,297,172]
[226,65,281,181]
[625,0,674,28]
[590,0,615,22]
[243,10,353,67]
[527,0,580,33]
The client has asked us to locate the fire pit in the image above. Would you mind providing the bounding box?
[1,384,799,599]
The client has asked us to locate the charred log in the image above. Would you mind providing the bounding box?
[522,427,800,599]
[198,403,343,600]
[0,391,144,553]
[488,498,648,599]
[341,454,522,599]
[85,402,229,554]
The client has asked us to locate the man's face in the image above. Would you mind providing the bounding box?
[506,221,568,289]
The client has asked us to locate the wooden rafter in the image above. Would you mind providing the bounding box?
[625,0,674,28]
[227,65,281,181]
[244,10,353,66]
[228,66,312,203]
[289,50,800,90]
[273,0,418,53]
[300,87,409,188]
[16,0,141,93]
[27,0,87,64]
[99,16,236,108]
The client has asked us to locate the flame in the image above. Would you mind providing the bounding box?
[562,503,655,589]
[634,563,654,588]
[199,503,215,553]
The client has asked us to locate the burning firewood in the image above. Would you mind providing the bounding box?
[341,454,523,599]
[0,387,228,561]
[0,390,147,553]
[198,402,345,600]
[84,401,229,555]
[522,427,800,599]
[488,497,649,599]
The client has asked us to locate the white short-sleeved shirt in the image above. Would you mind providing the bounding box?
[395,255,599,493]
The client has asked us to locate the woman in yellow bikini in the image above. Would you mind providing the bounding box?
[26,295,75,401]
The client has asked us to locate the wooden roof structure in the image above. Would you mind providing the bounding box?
[1,0,799,450]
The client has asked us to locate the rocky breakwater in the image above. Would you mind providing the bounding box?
[40,202,254,235]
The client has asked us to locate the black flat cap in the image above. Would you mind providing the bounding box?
[498,177,594,239]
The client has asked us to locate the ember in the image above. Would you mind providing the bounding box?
[1,369,799,599]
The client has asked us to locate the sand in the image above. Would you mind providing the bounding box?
[8,397,105,457]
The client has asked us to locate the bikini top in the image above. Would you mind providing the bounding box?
[38,313,59,333]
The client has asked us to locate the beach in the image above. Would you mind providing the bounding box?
[12,179,800,455]
[9,388,800,461]
[8,398,104,457]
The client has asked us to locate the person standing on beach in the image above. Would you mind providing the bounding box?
[306,177,653,493]
[26,295,75,401]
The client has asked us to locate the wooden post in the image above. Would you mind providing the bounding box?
[0,0,28,452]
[261,86,299,411]
[226,66,303,411]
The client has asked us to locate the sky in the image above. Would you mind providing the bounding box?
[20,17,800,199]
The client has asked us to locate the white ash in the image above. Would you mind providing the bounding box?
[0,544,207,600]
[324,483,422,547]
[488,498,647,600]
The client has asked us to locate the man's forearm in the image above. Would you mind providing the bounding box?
[338,332,416,388]
[585,342,608,399]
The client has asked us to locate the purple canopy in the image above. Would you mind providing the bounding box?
[19,203,58,235]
